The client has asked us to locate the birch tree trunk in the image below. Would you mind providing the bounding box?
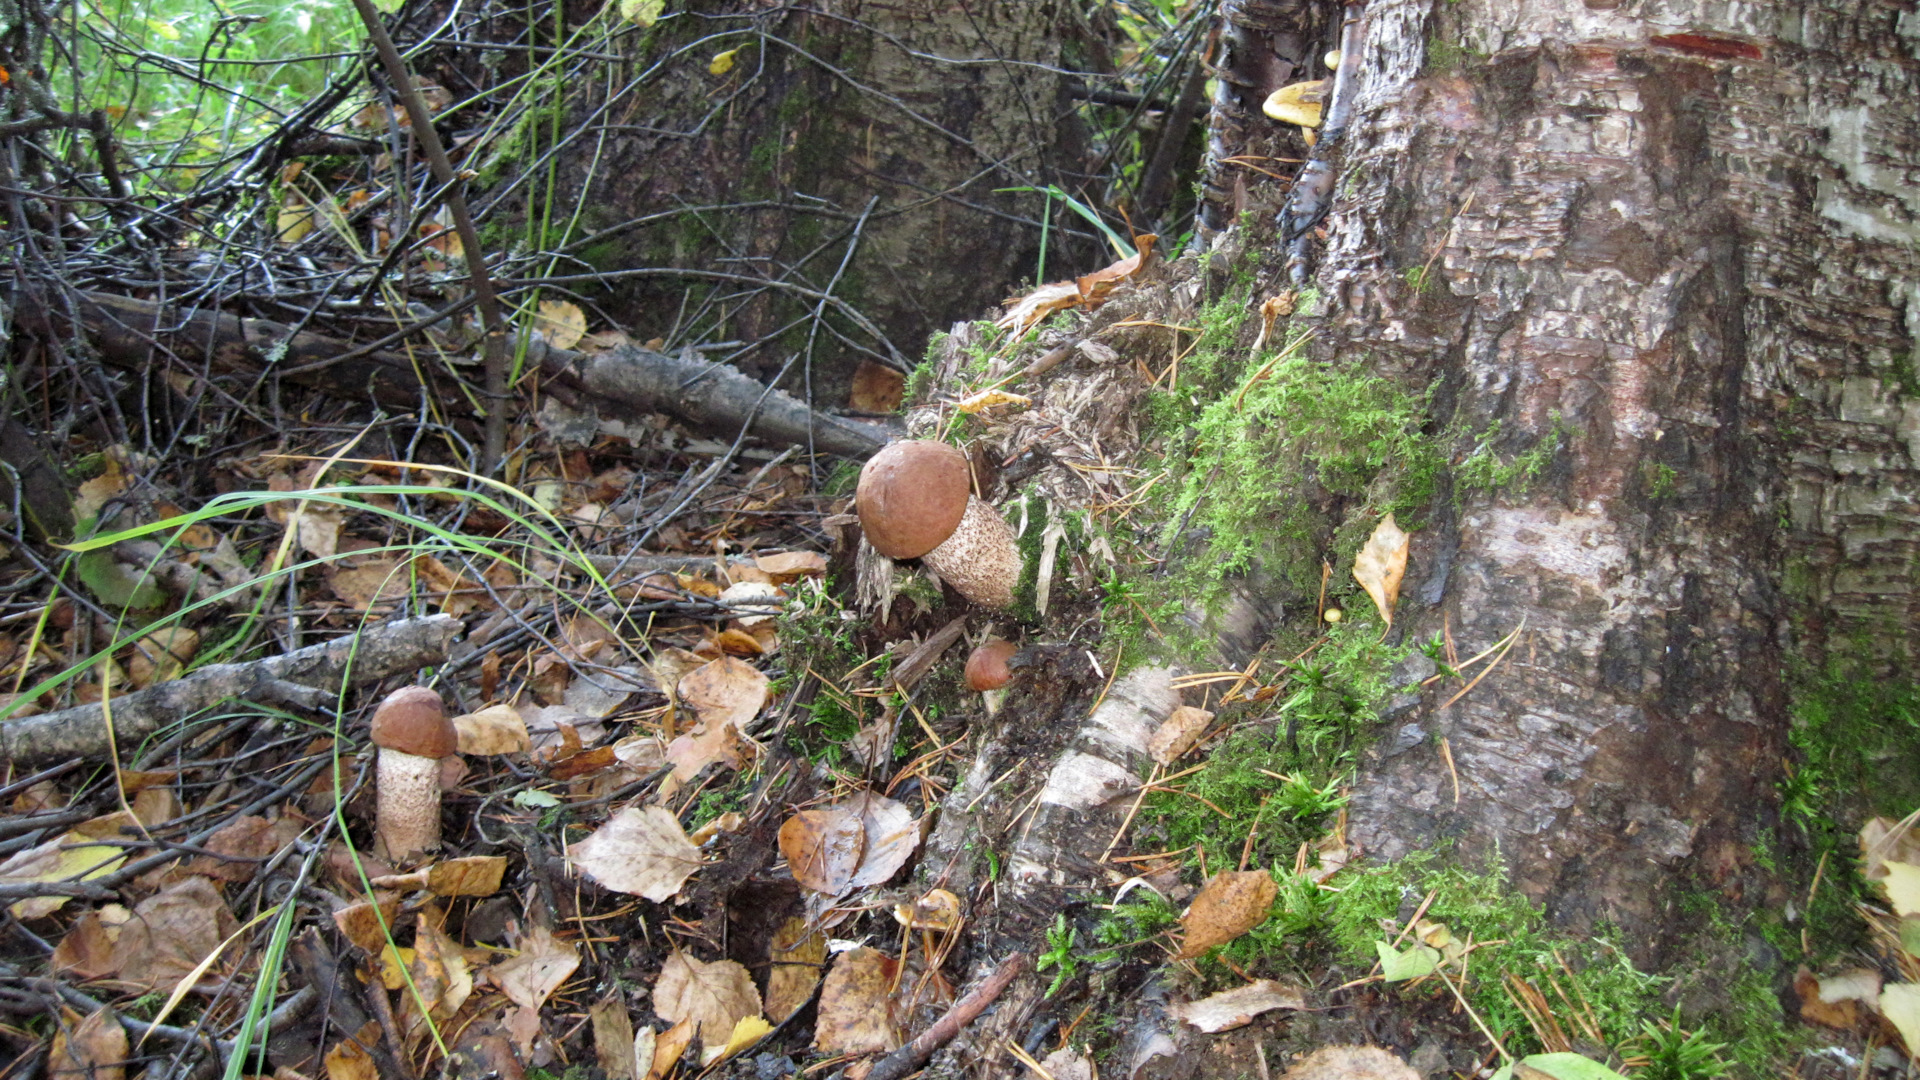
[1311,0,1920,954]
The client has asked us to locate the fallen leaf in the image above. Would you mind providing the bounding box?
[1352,514,1410,627]
[1148,705,1214,766]
[327,559,408,611]
[591,995,637,1080]
[679,656,770,726]
[1038,1048,1096,1080]
[534,300,587,350]
[1280,1046,1419,1080]
[569,806,705,901]
[755,550,829,582]
[843,790,919,888]
[48,1006,126,1080]
[53,910,121,979]
[708,1014,773,1065]
[1861,816,1920,881]
[652,952,761,1049]
[766,916,827,1022]
[109,877,240,994]
[1168,979,1307,1033]
[0,811,136,919]
[717,582,783,628]
[453,705,532,755]
[619,0,664,28]
[632,1026,656,1080]
[332,898,402,953]
[418,856,508,897]
[191,815,302,881]
[125,626,199,688]
[323,1020,383,1080]
[1884,861,1920,917]
[1885,983,1920,1057]
[1176,870,1277,959]
[491,922,581,1014]
[779,808,865,896]
[813,947,899,1054]
[408,917,474,1024]
[848,361,905,413]
[708,47,741,76]
[1375,939,1441,982]
[995,280,1083,335]
[648,1018,694,1080]
[952,389,1032,414]
[1794,966,1873,1030]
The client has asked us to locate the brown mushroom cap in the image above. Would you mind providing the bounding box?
[370,686,455,759]
[857,440,971,559]
[965,639,1019,691]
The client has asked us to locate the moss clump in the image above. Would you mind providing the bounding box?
[1455,416,1561,501]
[1156,337,1440,612]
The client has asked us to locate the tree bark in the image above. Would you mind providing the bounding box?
[551,1,1102,396]
[1277,0,1920,957]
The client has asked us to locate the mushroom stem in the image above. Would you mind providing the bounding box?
[922,496,1022,609]
[376,749,443,860]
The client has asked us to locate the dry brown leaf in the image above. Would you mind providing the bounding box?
[332,898,402,953]
[813,947,899,1055]
[995,280,1083,334]
[755,550,828,582]
[712,628,765,656]
[53,909,121,979]
[1168,979,1307,1033]
[778,808,865,896]
[1279,1046,1419,1080]
[323,1020,384,1080]
[535,300,588,351]
[952,389,1032,414]
[191,815,302,881]
[408,917,473,1024]
[664,720,749,786]
[1038,1048,1096,1080]
[569,806,705,901]
[109,877,239,994]
[766,916,827,1022]
[1352,514,1410,627]
[842,790,919,889]
[653,952,761,1049]
[454,705,533,755]
[48,1006,126,1080]
[591,995,638,1080]
[126,626,199,688]
[1148,705,1214,766]
[426,855,508,896]
[1176,869,1278,959]
[849,360,906,412]
[1861,816,1920,881]
[678,656,769,727]
[1794,966,1875,1031]
[327,559,408,611]
[648,1018,695,1080]
[491,922,580,1016]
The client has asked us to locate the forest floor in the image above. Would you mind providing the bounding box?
[1,228,1915,1080]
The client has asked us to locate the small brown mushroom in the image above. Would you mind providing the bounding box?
[857,440,1024,609]
[369,685,456,861]
[965,639,1020,691]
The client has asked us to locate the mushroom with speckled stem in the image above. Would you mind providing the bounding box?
[857,440,1022,609]
[369,685,457,861]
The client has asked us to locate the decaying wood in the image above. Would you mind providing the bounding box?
[865,951,1028,1080]
[0,613,460,764]
[25,291,891,458]
[579,345,892,459]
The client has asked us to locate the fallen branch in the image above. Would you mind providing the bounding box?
[580,344,892,459]
[0,614,461,764]
[866,952,1027,1080]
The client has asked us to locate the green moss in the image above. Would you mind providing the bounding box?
[1455,416,1562,501]
[1644,461,1678,500]
[1156,342,1439,609]
[1426,37,1487,73]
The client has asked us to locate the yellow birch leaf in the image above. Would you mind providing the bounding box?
[709,48,740,76]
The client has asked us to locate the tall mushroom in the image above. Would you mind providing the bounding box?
[857,440,1022,609]
[369,685,456,861]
